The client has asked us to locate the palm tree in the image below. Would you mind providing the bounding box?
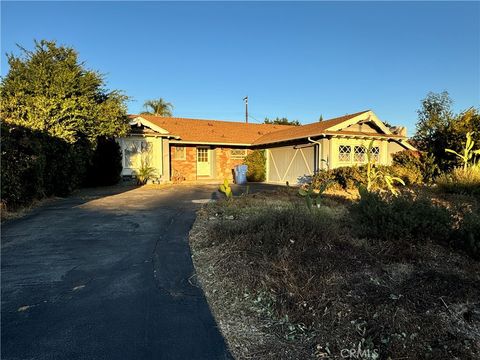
[141,98,174,117]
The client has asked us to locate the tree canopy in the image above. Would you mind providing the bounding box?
[0,40,130,143]
[141,98,173,117]
[264,117,300,126]
[413,91,480,170]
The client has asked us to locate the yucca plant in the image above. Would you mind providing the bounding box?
[135,158,157,185]
[445,131,480,170]
[365,140,405,195]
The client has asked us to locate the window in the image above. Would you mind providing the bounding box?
[173,146,186,160]
[338,145,351,162]
[124,140,151,168]
[370,146,380,162]
[354,145,367,162]
[230,149,248,160]
[197,148,209,162]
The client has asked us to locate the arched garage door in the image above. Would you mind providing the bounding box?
[267,145,315,184]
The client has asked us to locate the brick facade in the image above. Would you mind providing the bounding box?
[170,145,249,182]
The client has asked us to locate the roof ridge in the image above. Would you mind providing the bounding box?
[131,114,292,128]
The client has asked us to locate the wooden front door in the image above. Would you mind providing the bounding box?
[196,148,211,176]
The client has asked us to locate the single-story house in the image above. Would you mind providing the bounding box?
[117,110,415,184]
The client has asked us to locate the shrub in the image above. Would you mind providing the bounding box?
[332,165,366,189]
[351,189,453,243]
[312,166,366,190]
[453,211,480,259]
[85,137,122,186]
[436,165,480,195]
[391,150,441,185]
[1,123,92,210]
[244,150,266,182]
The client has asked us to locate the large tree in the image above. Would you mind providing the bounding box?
[0,40,130,143]
[141,98,173,117]
[264,117,300,126]
[413,91,480,170]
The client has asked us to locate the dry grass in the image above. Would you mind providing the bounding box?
[190,191,480,360]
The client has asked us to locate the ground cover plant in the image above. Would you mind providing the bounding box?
[190,189,480,359]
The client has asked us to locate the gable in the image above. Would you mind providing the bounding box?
[340,121,384,134]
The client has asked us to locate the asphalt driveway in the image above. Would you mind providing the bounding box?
[1,185,251,360]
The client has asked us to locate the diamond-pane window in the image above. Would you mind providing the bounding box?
[370,146,380,162]
[338,145,351,162]
[354,145,367,162]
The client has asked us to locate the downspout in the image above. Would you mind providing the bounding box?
[308,136,327,172]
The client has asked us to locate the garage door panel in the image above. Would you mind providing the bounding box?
[267,145,314,184]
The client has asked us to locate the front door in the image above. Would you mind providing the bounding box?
[196,148,211,176]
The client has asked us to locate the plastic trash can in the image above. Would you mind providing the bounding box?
[234,164,248,184]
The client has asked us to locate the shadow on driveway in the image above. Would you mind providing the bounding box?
[1,185,243,360]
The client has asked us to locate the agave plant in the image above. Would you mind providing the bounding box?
[445,131,480,170]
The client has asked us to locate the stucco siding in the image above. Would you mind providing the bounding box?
[118,136,163,178]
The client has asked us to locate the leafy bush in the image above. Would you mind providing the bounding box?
[453,212,480,259]
[85,137,122,186]
[244,150,266,182]
[350,189,453,243]
[312,166,366,190]
[436,165,480,195]
[1,123,92,210]
[391,150,440,185]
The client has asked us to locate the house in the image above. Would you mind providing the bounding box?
[118,110,415,184]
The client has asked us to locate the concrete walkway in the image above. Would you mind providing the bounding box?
[1,185,238,360]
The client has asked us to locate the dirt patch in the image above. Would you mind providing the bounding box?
[190,193,480,359]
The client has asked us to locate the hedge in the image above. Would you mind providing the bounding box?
[1,123,122,210]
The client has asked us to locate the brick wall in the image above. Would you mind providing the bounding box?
[170,145,250,182]
[215,147,249,181]
[170,145,197,182]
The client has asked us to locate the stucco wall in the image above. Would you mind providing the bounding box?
[118,136,163,178]
[387,141,407,165]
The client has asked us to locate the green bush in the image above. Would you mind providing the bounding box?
[436,165,480,195]
[85,137,122,186]
[391,150,440,185]
[244,150,266,182]
[312,166,366,190]
[1,123,92,209]
[453,212,480,259]
[350,190,453,243]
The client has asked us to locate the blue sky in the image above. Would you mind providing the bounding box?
[2,1,479,133]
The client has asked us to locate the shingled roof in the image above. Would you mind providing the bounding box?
[251,110,371,145]
[130,115,292,145]
[130,110,408,146]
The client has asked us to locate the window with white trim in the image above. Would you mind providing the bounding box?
[230,149,248,160]
[173,146,186,160]
[370,146,380,162]
[338,145,352,162]
[354,145,367,162]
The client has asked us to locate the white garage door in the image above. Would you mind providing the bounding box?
[267,145,315,185]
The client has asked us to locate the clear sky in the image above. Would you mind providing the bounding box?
[1,1,479,133]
